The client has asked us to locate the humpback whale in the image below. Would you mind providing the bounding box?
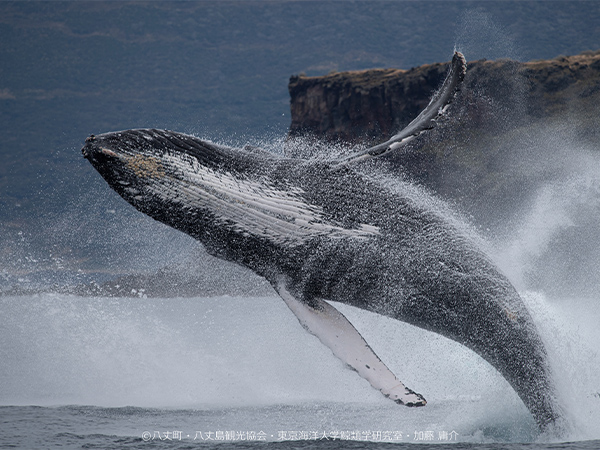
[82,52,560,430]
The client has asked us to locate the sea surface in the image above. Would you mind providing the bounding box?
[1,294,598,449]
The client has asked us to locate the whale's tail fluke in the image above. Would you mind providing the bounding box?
[334,51,467,167]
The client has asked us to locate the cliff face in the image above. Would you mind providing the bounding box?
[288,50,600,143]
[289,62,450,142]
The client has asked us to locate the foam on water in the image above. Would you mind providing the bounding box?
[489,145,600,441]
[1,286,598,443]
[0,294,524,440]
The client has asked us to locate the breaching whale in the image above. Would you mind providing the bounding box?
[82,52,560,430]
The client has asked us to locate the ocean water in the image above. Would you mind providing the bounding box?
[1,293,598,449]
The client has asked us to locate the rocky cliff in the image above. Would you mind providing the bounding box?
[289,50,600,143]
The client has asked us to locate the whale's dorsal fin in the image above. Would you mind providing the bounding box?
[275,278,426,407]
[334,52,466,167]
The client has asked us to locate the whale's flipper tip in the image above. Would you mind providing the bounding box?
[452,51,467,77]
[388,387,427,407]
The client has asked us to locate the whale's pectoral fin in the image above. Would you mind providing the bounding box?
[334,51,466,167]
[276,280,426,407]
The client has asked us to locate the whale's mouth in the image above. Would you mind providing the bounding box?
[81,133,150,204]
[82,134,123,165]
[83,135,121,178]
